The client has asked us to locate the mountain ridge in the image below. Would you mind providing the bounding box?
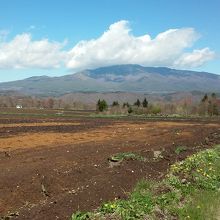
[0,64,219,96]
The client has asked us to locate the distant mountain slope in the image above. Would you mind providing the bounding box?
[0,65,219,96]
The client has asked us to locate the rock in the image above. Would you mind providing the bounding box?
[181,179,187,184]
[153,151,163,160]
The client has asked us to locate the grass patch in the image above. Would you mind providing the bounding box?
[180,190,220,220]
[71,145,220,220]
[109,152,146,162]
[175,146,187,155]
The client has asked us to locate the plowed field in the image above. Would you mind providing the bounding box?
[0,116,220,220]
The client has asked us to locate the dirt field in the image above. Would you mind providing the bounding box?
[0,115,220,220]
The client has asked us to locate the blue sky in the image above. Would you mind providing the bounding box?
[0,0,219,82]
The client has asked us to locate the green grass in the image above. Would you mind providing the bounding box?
[175,146,187,155]
[181,190,220,220]
[109,152,146,162]
[71,145,220,220]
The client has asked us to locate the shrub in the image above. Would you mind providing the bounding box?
[150,105,161,114]
[128,106,133,114]
[97,99,108,112]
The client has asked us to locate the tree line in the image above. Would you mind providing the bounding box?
[96,98,161,114]
[0,93,219,116]
[96,94,220,116]
[96,98,148,111]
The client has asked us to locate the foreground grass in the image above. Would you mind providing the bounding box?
[71,145,220,219]
[183,190,220,220]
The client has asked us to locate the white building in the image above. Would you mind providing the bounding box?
[16,105,23,109]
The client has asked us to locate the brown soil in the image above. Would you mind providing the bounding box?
[0,117,220,220]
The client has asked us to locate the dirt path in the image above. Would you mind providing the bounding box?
[0,117,220,220]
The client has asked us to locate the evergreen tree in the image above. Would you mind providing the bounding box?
[201,94,208,102]
[142,98,148,108]
[134,99,141,107]
[97,99,108,112]
[112,101,119,107]
[123,102,130,108]
[211,93,217,99]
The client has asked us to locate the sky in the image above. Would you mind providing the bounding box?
[0,0,220,82]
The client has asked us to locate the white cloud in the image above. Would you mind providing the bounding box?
[0,21,215,70]
[0,33,66,69]
[66,20,214,70]
[173,48,215,68]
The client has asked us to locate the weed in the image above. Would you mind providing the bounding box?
[71,211,93,220]
[109,152,146,162]
[175,146,187,155]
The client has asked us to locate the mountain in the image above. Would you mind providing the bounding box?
[0,65,219,96]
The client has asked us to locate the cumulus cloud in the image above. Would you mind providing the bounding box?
[173,48,215,68]
[0,33,66,69]
[66,20,214,70]
[0,21,215,70]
